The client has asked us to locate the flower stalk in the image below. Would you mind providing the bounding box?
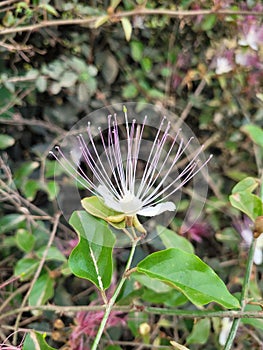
[91,236,139,350]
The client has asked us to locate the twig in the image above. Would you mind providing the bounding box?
[1,303,263,323]
[12,212,60,344]
[0,8,262,36]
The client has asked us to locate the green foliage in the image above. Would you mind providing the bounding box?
[23,331,56,350]
[0,1,262,348]
[230,177,263,221]
[137,248,240,308]
[68,210,115,290]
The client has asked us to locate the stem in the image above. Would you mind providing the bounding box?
[224,238,257,350]
[91,238,138,350]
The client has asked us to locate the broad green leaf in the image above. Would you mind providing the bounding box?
[201,14,217,30]
[0,134,15,149]
[23,331,56,350]
[186,318,210,345]
[229,192,263,221]
[0,214,25,234]
[142,287,187,307]
[130,41,144,62]
[14,161,39,187]
[158,226,194,253]
[68,211,115,290]
[231,177,259,194]
[133,273,172,293]
[137,248,240,309]
[81,196,125,229]
[29,273,54,308]
[36,246,66,262]
[15,258,39,281]
[45,180,59,201]
[16,229,35,252]
[241,124,263,148]
[121,17,132,41]
[23,179,39,200]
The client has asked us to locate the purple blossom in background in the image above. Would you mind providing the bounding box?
[69,280,126,350]
[180,221,211,243]
[70,309,126,350]
[233,216,263,265]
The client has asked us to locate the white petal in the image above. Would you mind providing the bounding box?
[253,247,262,265]
[97,185,123,212]
[219,318,232,346]
[138,201,176,217]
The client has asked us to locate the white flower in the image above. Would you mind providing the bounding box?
[238,25,262,51]
[50,108,211,218]
[215,57,233,75]
[219,317,232,346]
[234,216,263,265]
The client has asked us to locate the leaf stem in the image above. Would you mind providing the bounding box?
[91,237,139,350]
[224,237,257,350]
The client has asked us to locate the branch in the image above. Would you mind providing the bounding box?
[0,8,262,36]
[1,304,262,322]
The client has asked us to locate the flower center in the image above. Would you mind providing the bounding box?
[119,191,142,215]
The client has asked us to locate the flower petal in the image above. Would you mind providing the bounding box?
[138,201,176,217]
[97,185,123,212]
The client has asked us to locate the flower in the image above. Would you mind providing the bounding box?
[50,108,211,219]
[70,309,126,350]
[219,317,232,346]
[233,216,263,265]
[180,221,211,243]
[215,57,233,75]
[238,23,263,51]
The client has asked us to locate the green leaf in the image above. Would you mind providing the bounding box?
[81,196,125,229]
[0,214,25,234]
[36,246,66,262]
[29,273,54,308]
[201,14,217,31]
[16,229,35,252]
[133,273,172,293]
[14,161,39,187]
[68,211,115,290]
[36,76,47,92]
[23,179,39,200]
[121,17,132,41]
[241,124,263,148]
[38,4,58,16]
[122,84,138,99]
[3,11,15,27]
[229,192,263,221]
[137,248,240,309]
[45,180,59,201]
[130,41,144,62]
[231,177,259,194]
[186,318,210,345]
[14,258,39,281]
[23,331,56,350]
[0,134,15,149]
[158,226,194,253]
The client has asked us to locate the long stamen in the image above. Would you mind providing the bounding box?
[136,117,166,196]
